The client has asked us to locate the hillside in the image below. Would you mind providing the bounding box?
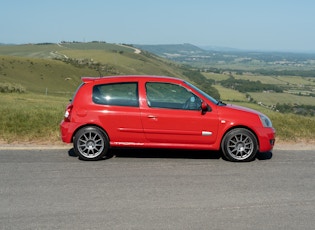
[0,42,188,95]
[0,55,97,95]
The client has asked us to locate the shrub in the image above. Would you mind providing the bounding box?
[0,83,26,93]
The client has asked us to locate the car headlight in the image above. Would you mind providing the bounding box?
[259,114,273,127]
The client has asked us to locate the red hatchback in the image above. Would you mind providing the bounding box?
[60,75,275,162]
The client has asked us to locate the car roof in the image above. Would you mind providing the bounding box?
[81,75,183,84]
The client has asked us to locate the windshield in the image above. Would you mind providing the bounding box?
[184,81,219,105]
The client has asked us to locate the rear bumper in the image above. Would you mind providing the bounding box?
[60,121,75,143]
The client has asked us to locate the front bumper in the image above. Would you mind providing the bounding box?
[257,127,276,152]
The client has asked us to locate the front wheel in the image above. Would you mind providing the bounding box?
[221,128,258,162]
[73,126,109,161]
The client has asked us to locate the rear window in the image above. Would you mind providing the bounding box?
[92,82,139,107]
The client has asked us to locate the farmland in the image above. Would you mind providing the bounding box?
[204,73,315,106]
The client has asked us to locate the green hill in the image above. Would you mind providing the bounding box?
[0,55,96,94]
[0,42,189,95]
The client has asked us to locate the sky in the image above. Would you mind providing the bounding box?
[1,0,315,52]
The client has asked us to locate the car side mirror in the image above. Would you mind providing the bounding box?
[201,101,211,114]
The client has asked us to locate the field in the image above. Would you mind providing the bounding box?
[204,72,315,106]
[1,42,315,143]
[250,92,315,106]
[212,85,248,101]
[207,73,315,86]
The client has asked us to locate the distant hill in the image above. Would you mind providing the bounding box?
[135,43,205,56]
[199,45,242,52]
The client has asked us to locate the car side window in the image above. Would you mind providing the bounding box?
[146,82,201,110]
[93,82,139,107]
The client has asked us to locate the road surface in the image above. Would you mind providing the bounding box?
[1,147,314,229]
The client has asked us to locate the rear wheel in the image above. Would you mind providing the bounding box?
[221,128,258,162]
[73,126,109,161]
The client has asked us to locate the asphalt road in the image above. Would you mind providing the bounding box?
[1,147,314,230]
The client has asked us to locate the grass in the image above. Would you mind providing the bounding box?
[1,92,314,144]
[0,93,68,143]
[269,112,315,142]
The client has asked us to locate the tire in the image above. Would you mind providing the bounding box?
[221,128,258,162]
[73,126,109,161]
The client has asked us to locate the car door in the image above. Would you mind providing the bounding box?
[141,82,219,145]
[92,82,145,144]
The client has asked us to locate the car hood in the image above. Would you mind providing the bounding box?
[222,104,263,115]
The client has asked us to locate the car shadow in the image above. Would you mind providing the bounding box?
[68,148,221,160]
[67,148,114,161]
[68,148,273,161]
[256,151,273,160]
[111,148,222,160]
[68,148,77,157]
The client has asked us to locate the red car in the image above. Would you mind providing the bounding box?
[60,75,275,162]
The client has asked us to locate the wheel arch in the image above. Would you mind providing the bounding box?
[71,123,110,143]
[220,125,259,149]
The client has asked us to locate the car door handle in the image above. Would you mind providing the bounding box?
[147,115,157,120]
